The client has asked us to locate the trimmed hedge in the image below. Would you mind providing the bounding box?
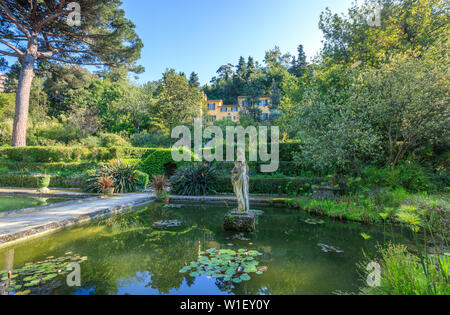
[140,148,195,176]
[0,161,97,173]
[0,146,156,163]
[0,174,86,189]
[216,176,323,195]
[205,142,301,162]
[0,173,325,195]
[213,161,305,176]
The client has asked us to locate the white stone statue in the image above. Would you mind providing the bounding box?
[232,160,250,213]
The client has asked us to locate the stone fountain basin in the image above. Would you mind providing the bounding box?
[224,210,256,232]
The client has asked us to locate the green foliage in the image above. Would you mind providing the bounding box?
[0,174,86,189]
[131,132,172,148]
[97,133,130,147]
[170,163,218,196]
[134,170,149,190]
[0,253,87,294]
[0,146,155,163]
[150,69,204,133]
[0,92,15,117]
[0,146,92,163]
[286,188,449,233]
[350,51,449,166]
[140,148,193,176]
[360,163,436,193]
[216,176,321,195]
[360,244,449,295]
[179,248,266,283]
[319,0,449,67]
[0,161,96,174]
[84,160,139,194]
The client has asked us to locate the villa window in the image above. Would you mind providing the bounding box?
[208,103,216,111]
[220,108,228,112]
[259,99,268,107]
[231,107,238,112]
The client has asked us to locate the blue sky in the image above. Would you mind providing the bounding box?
[121,0,354,85]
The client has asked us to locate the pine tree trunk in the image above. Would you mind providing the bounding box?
[12,54,35,147]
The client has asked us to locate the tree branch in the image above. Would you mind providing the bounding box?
[47,56,109,66]
[0,38,24,56]
[0,49,20,58]
[0,1,31,38]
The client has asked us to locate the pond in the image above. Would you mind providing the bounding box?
[0,203,411,295]
[0,195,73,213]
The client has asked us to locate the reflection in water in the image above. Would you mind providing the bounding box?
[0,203,411,295]
[0,196,72,213]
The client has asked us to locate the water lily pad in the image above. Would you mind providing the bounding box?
[240,274,251,281]
[1,252,86,291]
[179,248,266,283]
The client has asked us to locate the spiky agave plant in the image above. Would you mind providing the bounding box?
[84,160,138,193]
[170,163,218,196]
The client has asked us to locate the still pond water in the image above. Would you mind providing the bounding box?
[0,203,411,295]
[0,195,73,213]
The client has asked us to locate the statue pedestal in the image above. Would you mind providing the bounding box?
[224,210,256,232]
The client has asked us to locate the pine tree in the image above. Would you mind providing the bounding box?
[188,72,200,88]
[0,0,143,146]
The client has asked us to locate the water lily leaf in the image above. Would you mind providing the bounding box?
[42,274,58,281]
[232,278,242,283]
[189,272,199,277]
[240,274,251,281]
[361,233,371,240]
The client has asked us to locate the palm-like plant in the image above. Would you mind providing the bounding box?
[151,175,168,198]
[170,163,218,196]
[84,160,138,193]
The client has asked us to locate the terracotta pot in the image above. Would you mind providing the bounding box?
[162,198,170,204]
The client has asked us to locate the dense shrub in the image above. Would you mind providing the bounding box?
[98,133,130,147]
[203,142,300,163]
[0,146,155,163]
[0,146,94,163]
[134,170,149,190]
[279,141,301,162]
[360,162,436,192]
[0,119,13,144]
[215,176,322,195]
[0,161,96,173]
[213,161,305,176]
[131,132,173,148]
[140,148,194,176]
[108,147,156,160]
[84,160,139,193]
[0,174,86,189]
[170,163,218,196]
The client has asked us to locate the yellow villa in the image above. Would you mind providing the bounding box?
[206,96,272,123]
